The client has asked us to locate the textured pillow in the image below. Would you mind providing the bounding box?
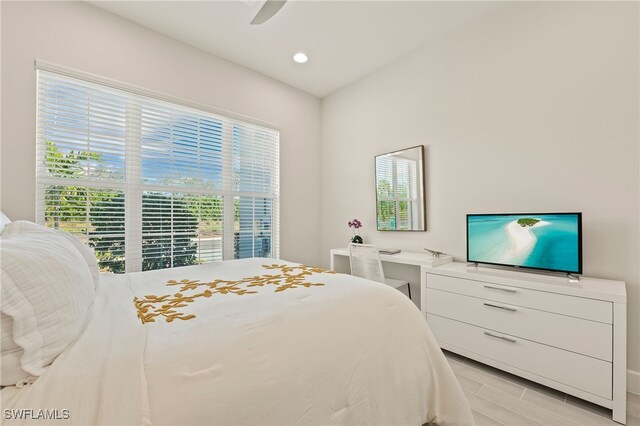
[55,230,100,289]
[0,313,27,385]
[1,221,95,386]
[1,211,11,232]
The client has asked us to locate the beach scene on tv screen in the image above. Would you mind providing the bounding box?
[468,214,580,272]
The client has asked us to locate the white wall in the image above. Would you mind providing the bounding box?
[1,1,322,265]
[320,2,640,374]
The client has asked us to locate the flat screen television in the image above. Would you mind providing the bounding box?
[466,213,582,274]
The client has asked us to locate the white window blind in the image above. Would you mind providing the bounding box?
[36,68,279,273]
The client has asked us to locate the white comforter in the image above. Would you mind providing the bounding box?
[2,258,473,425]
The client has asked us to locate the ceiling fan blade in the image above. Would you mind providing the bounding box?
[250,0,287,25]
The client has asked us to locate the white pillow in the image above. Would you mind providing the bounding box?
[1,211,11,232]
[0,313,28,385]
[1,221,95,386]
[55,230,100,289]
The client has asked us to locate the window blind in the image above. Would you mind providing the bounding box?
[36,69,279,273]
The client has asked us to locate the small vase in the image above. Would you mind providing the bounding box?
[351,235,363,244]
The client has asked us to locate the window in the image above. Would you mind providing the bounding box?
[36,67,279,273]
[375,154,419,230]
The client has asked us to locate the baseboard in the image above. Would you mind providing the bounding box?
[629,369,640,395]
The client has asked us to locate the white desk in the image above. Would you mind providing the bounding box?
[329,247,453,271]
[329,248,454,307]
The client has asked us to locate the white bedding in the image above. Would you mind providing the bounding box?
[2,258,473,425]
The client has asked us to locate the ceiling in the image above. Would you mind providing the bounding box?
[89,1,504,98]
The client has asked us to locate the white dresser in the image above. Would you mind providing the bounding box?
[421,262,627,424]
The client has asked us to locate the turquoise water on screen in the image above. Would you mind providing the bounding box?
[467,214,580,273]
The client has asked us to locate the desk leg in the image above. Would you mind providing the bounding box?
[330,253,335,271]
[420,267,427,319]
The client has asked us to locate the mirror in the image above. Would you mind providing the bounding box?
[375,145,426,231]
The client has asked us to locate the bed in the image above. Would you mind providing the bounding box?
[1,222,473,425]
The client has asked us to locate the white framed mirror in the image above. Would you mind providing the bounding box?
[375,145,426,231]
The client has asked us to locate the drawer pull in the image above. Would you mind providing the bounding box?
[484,285,517,293]
[484,331,517,343]
[483,302,517,312]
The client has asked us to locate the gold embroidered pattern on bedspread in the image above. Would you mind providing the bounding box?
[134,264,336,324]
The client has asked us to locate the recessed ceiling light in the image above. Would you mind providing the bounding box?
[293,52,308,64]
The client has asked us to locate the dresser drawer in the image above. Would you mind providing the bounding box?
[427,314,612,399]
[426,273,612,324]
[426,288,612,361]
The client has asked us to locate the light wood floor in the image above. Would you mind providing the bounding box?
[441,350,640,426]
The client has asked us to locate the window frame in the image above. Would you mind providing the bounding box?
[35,61,280,273]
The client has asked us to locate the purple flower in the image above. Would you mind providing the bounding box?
[348,219,362,229]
